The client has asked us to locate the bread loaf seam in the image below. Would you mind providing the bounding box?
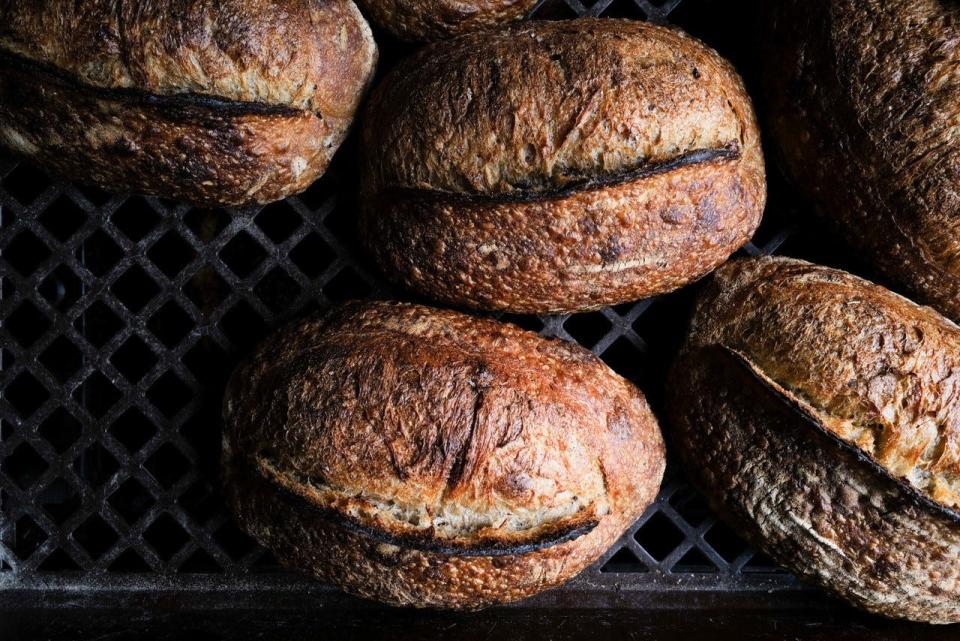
[715,344,960,520]
[382,145,741,203]
[1,49,302,116]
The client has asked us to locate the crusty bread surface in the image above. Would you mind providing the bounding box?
[223,300,665,609]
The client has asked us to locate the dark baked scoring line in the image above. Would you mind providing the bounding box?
[715,344,960,525]
[245,459,601,557]
[382,146,741,205]
[0,48,304,117]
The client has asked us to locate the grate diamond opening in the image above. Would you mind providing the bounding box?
[74,300,124,348]
[38,408,83,453]
[111,265,160,313]
[110,197,161,243]
[145,443,191,489]
[38,195,87,243]
[110,335,158,384]
[2,162,51,206]
[5,442,50,490]
[143,513,190,561]
[109,408,156,454]
[79,229,124,277]
[146,372,193,419]
[255,202,302,244]
[634,511,685,562]
[6,371,50,419]
[3,228,52,278]
[289,232,336,279]
[6,300,51,348]
[73,513,119,560]
[219,231,267,279]
[148,231,197,278]
[73,371,121,419]
[39,336,84,384]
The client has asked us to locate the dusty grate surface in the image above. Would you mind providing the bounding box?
[0,0,836,604]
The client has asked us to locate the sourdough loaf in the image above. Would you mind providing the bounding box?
[360,19,765,313]
[0,0,377,207]
[223,301,665,609]
[764,0,960,320]
[669,256,960,623]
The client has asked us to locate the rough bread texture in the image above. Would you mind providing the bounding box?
[356,0,538,41]
[764,0,960,321]
[223,301,665,609]
[669,256,960,623]
[0,0,377,206]
[361,19,765,313]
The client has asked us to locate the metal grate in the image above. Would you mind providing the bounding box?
[0,0,819,605]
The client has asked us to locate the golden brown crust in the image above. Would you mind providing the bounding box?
[365,19,756,196]
[0,0,377,206]
[356,0,538,41]
[669,256,960,623]
[685,257,960,509]
[0,0,376,114]
[0,61,335,207]
[764,0,960,320]
[363,150,761,313]
[223,301,665,608]
[361,18,765,313]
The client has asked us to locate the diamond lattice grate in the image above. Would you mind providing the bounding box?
[1,0,811,594]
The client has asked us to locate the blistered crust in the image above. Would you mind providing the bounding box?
[765,0,960,319]
[356,0,538,41]
[223,301,665,608]
[361,19,765,312]
[363,150,763,313]
[0,62,338,207]
[0,0,377,206]
[0,0,377,115]
[363,19,759,196]
[669,256,960,623]
[688,257,960,509]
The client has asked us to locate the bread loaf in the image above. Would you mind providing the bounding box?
[764,0,960,320]
[223,301,665,609]
[0,0,377,207]
[356,0,539,41]
[669,256,960,623]
[360,19,765,314]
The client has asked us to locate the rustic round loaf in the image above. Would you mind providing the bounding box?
[356,0,539,41]
[222,301,665,609]
[0,0,377,207]
[360,19,766,314]
[669,256,960,623]
[764,0,960,321]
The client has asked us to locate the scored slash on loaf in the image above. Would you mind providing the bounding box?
[0,0,377,207]
[223,301,666,609]
[669,256,960,624]
[360,18,766,314]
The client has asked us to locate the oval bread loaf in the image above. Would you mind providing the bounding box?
[356,0,539,41]
[360,19,766,314]
[669,256,960,623]
[223,301,665,609]
[0,0,377,207]
[764,0,960,320]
